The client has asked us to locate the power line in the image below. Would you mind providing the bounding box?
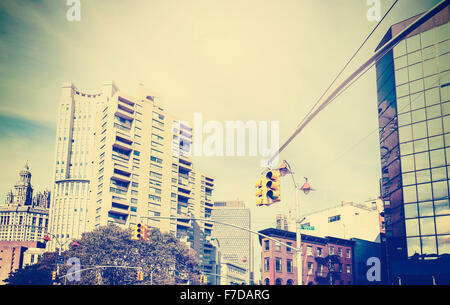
[318,70,450,170]
[268,0,449,165]
[293,0,399,132]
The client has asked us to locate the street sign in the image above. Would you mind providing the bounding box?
[300,225,315,231]
[56,256,65,264]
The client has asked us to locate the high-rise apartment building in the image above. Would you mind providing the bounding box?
[211,200,253,284]
[0,163,50,242]
[375,5,450,284]
[49,82,215,272]
[48,82,117,250]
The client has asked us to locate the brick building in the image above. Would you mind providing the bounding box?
[259,228,354,285]
[0,241,46,284]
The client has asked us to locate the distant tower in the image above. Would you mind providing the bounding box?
[13,162,33,206]
[1,163,50,242]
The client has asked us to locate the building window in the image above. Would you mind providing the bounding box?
[264,258,270,272]
[264,240,270,251]
[329,246,334,255]
[307,246,313,256]
[264,278,270,285]
[286,279,294,285]
[275,278,282,285]
[346,265,351,274]
[328,215,341,222]
[317,247,323,257]
[287,259,293,273]
[338,248,342,257]
[346,249,351,259]
[286,242,293,253]
[275,242,281,251]
[275,258,282,272]
[318,265,324,277]
[307,262,314,275]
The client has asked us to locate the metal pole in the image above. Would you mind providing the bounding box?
[211,238,221,285]
[295,186,302,286]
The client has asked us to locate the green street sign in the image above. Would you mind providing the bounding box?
[300,225,315,231]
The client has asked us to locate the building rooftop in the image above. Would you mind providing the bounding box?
[258,228,354,247]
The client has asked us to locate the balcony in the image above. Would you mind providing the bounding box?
[112,146,131,161]
[178,153,192,165]
[114,123,131,134]
[110,202,130,215]
[114,163,131,174]
[112,196,129,206]
[107,211,128,225]
[178,160,193,171]
[113,136,133,152]
[205,181,214,188]
[117,100,134,115]
[178,192,193,202]
[112,168,131,183]
[177,218,191,228]
[115,108,133,121]
[178,179,192,193]
[116,130,132,142]
[118,96,135,107]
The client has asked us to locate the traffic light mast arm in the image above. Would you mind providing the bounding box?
[267,0,450,166]
[58,265,143,280]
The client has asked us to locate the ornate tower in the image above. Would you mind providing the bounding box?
[13,162,33,206]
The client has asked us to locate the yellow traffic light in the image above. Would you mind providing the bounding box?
[266,170,281,203]
[136,223,142,240]
[255,170,281,206]
[255,177,269,206]
[131,224,139,240]
[52,271,57,281]
[141,224,150,241]
[137,270,144,281]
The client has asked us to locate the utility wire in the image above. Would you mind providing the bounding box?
[317,70,450,170]
[294,0,399,131]
[268,0,448,165]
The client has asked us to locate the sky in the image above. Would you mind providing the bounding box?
[0,0,443,279]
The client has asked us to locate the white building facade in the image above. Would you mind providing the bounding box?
[301,199,384,242]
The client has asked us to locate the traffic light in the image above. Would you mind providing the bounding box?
[52,271,57,281]
[137,270,144,281]
[200,274,207,284]
[142,224,150,241]
[131,224,140,240]
[266,170,281,202]
[255,170,281,206]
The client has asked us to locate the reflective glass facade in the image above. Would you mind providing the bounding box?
[376,8,450,283]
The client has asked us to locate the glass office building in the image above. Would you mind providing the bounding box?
[375,5,450,284]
